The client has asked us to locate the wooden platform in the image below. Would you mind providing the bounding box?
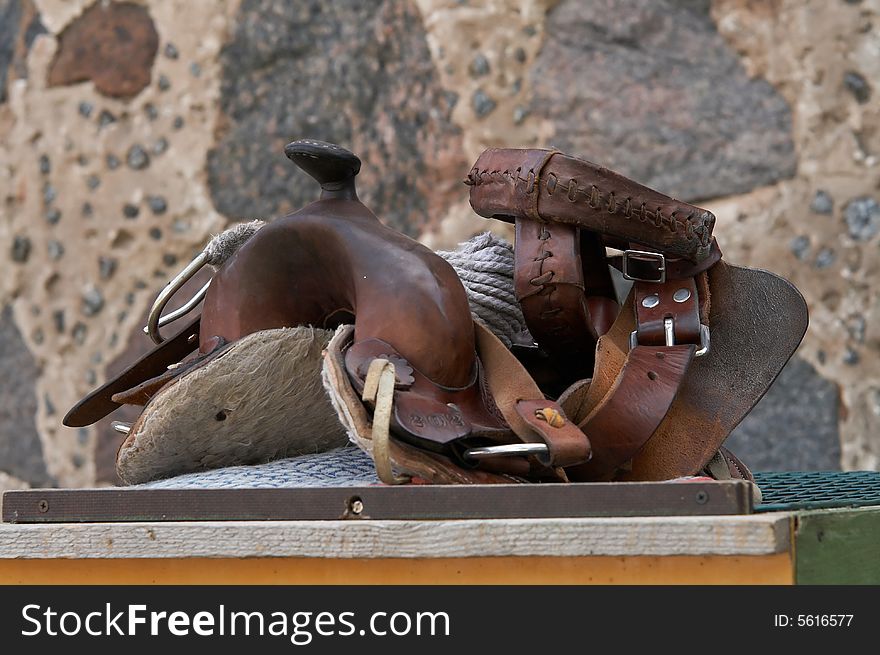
[1,485,877,584]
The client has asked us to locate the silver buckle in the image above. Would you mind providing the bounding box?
[464,443,549,460]
[630,322,710,357]
[622,250,666,283]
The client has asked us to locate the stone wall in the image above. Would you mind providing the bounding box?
[1,0,876,488]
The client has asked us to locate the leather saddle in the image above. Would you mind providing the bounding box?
[65,140,592,484]
[63,140,808,487]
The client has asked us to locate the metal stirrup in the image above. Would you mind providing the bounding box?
[144,250,211,344]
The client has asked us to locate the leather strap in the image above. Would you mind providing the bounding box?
[567,343,696,481]
[514,218,596,365]
[607,238,722,281]
[473,322,591,468]
[468,148,715,263]
[62,316,201,427]
[633,277,701,347]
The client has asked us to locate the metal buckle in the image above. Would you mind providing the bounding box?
[630,322,711,357]
[622,250,666,284]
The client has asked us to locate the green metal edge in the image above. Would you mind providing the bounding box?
[795,507,880,584]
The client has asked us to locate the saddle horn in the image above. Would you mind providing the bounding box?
[284,139,361,200]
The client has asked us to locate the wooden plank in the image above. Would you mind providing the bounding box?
[0,553,795,585]
[1,481,753,523]
[794,507,880,584]
[0,515,791,559]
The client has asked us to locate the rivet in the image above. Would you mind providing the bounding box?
[673,288,691,303]
[349,498,364,515]
[695,491,709,505]
[641,294,660,308]
[38,500,49,513]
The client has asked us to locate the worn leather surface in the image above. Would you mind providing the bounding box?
[467,148,716,263]
[63,316,200,427]
[634,276,701,346]
[566,344,695,481]
[618,261,808,480]
[343,337,509,452]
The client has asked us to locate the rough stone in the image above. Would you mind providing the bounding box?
[11,235,31,263]
[122,203,140,219]
[98,257,117,280]
[97,109,116,127]
[815,247,836,269]
[81,286,104,316]
[0,0,45,104]
[126,144,150,170]
[789,235,810,260]
[152,137,169,155]
[468,53,490,77]
[726,356,841,471]
[77,101,93,118]
[206,0,466,236]
[47,240,64,260]
[472,89,496,117]
[810,190,833,215]
[530,0,797,201]
[164,42,178,59]
[843,197,880,241]
[0,306,51,486]
[52,309,64,334]
[47,1,159,99]
[72,322,87,345]
[42,183,56,205]
[843,70,871,104]
[147,195,167,215]
[106,154,120,170]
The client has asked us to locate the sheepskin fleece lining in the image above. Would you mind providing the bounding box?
[117,326,347,484]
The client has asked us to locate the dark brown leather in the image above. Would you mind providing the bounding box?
[514,218,596,367]
[63,316,200,427]
[619,261,808,480]
[343,337,509,451]
[467,148,716,263]
[514,399,595,469]
[468,145,808,484]
[110,340,230,407]
[566,344,695,481]
[633,277,702,347]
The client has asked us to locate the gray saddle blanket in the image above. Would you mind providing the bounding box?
[135,447,379,489]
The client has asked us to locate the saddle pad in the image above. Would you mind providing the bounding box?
[135,447,379,489]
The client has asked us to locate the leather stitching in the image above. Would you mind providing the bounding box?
[466,166,713,247]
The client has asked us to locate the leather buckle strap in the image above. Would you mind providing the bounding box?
[630,322,710,357]
[622,249,666,283]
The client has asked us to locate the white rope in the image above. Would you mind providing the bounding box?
[436,232,527,348]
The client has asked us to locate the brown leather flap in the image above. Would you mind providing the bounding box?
[468,148,716,263]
